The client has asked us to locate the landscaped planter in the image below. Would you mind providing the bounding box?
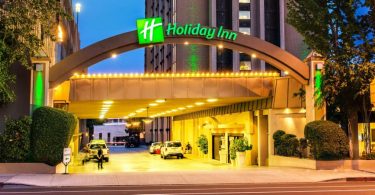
[236,152,246,167]
[0,163,65,174]
[269,155,375,170]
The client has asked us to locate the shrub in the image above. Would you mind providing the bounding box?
[0,116,32,162]
[299,138,308,158]
[273,130,285,155]
[305,120,349,160]
[279,134,299,156]
[31,107,76,166]
[230,138,252,160]
[361,153,375,160]
[197,134,208,154]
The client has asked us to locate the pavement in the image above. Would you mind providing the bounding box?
[1,146,375,187]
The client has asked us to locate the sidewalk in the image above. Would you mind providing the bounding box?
[2,167,375,187]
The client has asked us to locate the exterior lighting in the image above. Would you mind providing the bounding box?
[184,41,189,45]
[251,54,256,58]
[155,99,166,103]
[195,102,205,106]
[172,109,178,112]
[131,121,141,126]
[207,98,218,102]
[186,105,194,108]
[284,71,289,75]
[75,3,81,13]
[103,100,114,105]
[102,104,111,108]
[111,53,117,58]
[123,116,129,119]
[57,25,63,42]
[178,107,186,110]
[128,113,136,117]
[142,107,153,124]
[149,103,158,106]
[218,44,224,49]
[136,108,146,113]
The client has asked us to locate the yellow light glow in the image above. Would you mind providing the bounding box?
[184,41,189,45]
[149,103,158,107]
[111,53,117,58]
[284,71,289,75]
[155,99,166,103]
[128,113,136,117]
[75,3,81,13]
[102,105,111,108]
[251,54,256,58]
[103,100,113,105]
[57,25,63,42]
[123,116,129,119]
[172,109,178,112]
[186,105,194,108]
[218,44,224,49]
[195,102,205,106]
[207,98,218,102]
[178,107,186,110]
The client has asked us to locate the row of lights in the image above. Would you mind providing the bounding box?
[150,98,218,118]
[99,100,113,119]
[72,72,280,79]
[123,99,166,120]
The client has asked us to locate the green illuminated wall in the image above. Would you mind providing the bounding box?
[33,71,44,111]
[315,69,322,103]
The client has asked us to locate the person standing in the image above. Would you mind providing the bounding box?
[97,146,104,169]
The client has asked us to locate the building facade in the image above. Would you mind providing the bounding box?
[144,0,306,73]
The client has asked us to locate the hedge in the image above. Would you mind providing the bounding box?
[304,120,349,160]
[31,107,76,166]
[0,116,32,162]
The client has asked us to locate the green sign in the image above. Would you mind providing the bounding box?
[136,17,238,45]
[136,17,165,44]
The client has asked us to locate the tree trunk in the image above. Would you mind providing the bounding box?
[347,108,359,159]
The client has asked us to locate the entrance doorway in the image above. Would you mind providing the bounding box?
[212,134,224,160]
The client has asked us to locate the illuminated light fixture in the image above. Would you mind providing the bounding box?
[136,108,146,113]
[284,71,289,75]
[142,107,153,124]
[123,116,129,119]
[251,54,257,58]
[75,3,81,13]
[166,111,172,113]
[178,107,186,110]
[149,103,158,107]
[186,105,194,108]
[57,25,63,42]
[102,105,111,108]
[111,53,117,58]
[125,123,132,128]
[195,102,205,106]
[155,99,166,103]
[184,41,189,45]
[131,121,141,126]
[103,100,113,105]
[99,115,105,119]
[128,112,136,117]
[207,98,218,103]
[218,44,224,49]
[172,109,178,112]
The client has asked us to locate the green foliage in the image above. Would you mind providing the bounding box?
[305,120,349,160]
[0,0,70,104]
[361,153,375,160]
[287,0,375,158]
[273,131,301,157]
[0,116,32,162]
[299,138,308,158]
[31,107,76,166]
[229,138,252,160]
[197,134,208,154]
[273,130,286,154]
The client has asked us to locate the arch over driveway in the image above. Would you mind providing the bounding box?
[49,29,309,88]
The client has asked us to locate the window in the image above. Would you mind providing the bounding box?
[240,61,252,71]
[99,133,102,140]
[107,133,111,143]
[239,11,250,19]
[239,28,250,35]
[239,0,250,3]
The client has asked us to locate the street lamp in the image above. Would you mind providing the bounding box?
[75,3,81,30]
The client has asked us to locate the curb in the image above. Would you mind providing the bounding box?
[324,177,375,182]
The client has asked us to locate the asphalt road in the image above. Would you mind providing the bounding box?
[2,182,375,195]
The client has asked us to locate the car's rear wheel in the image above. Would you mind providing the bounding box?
[163,155,167,159]
[105,158,109,162]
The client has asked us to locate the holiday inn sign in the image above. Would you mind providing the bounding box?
[136,17,238,44]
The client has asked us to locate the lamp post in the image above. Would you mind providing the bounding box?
[75,3,81,30]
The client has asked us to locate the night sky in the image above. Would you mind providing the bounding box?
[72,0,145,73]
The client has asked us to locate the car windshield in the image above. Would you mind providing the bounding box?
[167,142,181,147]
[90,144,107,149]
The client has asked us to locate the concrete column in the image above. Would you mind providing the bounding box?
[80,119,89,148]
[209,0,217,72]
[279,0,285,50]
[257,110,268,166]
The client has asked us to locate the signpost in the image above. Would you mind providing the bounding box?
[63,148,71,174]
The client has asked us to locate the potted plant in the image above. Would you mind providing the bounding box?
[229,142,238,166]
[197,135,208,156]
[230,138,252,167]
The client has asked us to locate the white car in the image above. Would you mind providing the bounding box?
[161,141,184,159]
[88,140,110,162]
[149,142,162,154]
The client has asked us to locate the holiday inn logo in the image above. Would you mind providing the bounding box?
[136,17,165,44]
[136,17,238,45]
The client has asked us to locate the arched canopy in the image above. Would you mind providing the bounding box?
[49,29,309,88]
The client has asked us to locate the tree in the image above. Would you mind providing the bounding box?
[0,0,68,104]
[287,0,375,159]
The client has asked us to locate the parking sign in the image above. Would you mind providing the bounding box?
[63,148,71,164]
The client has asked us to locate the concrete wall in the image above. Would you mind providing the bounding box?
[93,125,128,142]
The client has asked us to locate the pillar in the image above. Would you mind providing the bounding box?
[257,110,268,166]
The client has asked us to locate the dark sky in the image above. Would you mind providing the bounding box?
[73,0,145,73]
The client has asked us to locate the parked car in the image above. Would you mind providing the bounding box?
[125,136,140,148]
[149,142,162,154]
[160,141,184,159]
[87,140,110,162]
